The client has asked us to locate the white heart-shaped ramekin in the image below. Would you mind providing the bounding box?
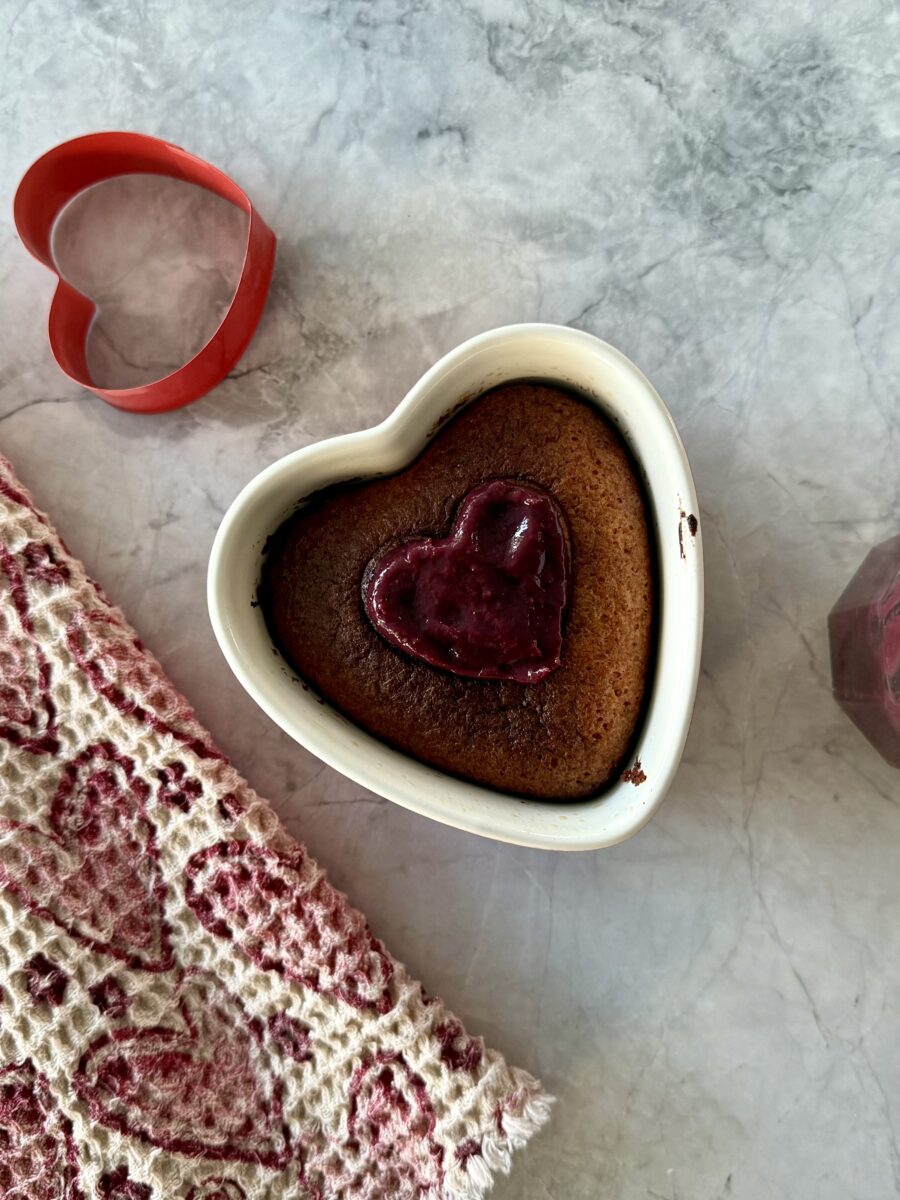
[208,324,703,850]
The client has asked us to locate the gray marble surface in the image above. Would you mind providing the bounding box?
[2,2,900,1196]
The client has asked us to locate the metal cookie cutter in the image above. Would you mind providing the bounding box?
[13,131,276,414]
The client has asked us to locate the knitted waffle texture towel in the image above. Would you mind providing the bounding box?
[0,456,550,1199]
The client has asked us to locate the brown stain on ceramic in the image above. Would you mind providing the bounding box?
[621,759,647,786]
[678,509,698,560]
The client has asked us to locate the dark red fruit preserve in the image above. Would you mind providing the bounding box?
[362,479,570,683]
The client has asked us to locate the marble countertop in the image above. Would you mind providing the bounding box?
[3,3,900,1196]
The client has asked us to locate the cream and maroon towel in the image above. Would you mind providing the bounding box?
[0,456,549,1199]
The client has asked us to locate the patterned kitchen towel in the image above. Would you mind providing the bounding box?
[0,455,550,1200]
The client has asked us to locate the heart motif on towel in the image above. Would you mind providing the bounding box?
[0,544,58,754]
[0,742,173,971]
[303,1051,443,1198]
[74,970,292,1168]
[184,840,395,1013]
[185,1181,247,1200]
[363,479,570,682]
[0,1061,84,1199]
[66,608,223,760]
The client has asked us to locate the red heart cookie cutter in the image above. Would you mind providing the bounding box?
[13,131,276,414]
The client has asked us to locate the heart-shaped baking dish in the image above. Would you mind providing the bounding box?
[208,324,703,850]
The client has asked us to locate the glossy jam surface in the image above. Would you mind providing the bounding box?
[363,479,570,683]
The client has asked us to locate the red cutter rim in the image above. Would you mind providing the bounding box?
[13,131,276,414]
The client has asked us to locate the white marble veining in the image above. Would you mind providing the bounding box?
[2,2,900,1196]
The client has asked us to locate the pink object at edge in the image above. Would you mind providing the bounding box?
[828,532,900,767]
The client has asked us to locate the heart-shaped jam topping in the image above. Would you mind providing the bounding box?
[362,480,570,683]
